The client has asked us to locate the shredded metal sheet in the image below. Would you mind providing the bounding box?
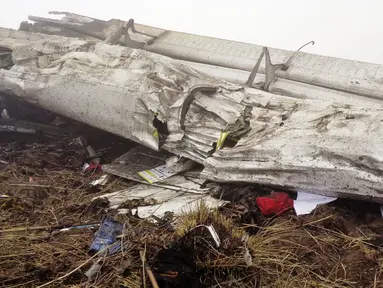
[202,89,383,203]
[92,176,226,219]
[3,29,383,203]
[102,145,173,183]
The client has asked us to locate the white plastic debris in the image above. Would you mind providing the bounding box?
[294,191,337,215]
[186,225,221,248]
[85,262,102,279]
[90,174,109,186]
[1,109,10,119]
[82,163,90,171]
[244,247,253,266]
[58,223,99,233]
[206,225,221,248]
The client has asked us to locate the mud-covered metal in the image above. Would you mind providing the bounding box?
[201,89,383,202]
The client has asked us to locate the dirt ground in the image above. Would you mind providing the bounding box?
[1,99,383,287]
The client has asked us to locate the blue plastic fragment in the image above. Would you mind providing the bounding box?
[89,215,123,256]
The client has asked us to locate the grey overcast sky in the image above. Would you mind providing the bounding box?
[0,0,381,64]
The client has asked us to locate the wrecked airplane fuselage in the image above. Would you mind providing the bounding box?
[0,29,250,153]
[2,29,383,203]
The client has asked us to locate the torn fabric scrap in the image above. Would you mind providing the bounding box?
[256,192,294,216]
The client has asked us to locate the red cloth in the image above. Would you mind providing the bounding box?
[85,163,102,173]
[256,192,294,216]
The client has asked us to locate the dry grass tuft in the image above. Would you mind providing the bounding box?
[171,203,383,287]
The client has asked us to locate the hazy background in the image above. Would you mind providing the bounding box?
[0,0,381,63]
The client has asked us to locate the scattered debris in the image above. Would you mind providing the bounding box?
[243,246,253,266]
[93,175,227,219]
[85,163,103,173]
[181,224,221,248]
[76,136,101,165]
[204,225,220,248]
[83,162,90,171]
[3,28,383,203]
[89,216,124,256]
[90,174,110,186]
[2,11,383,288]
[58,223,100,233]
[103,145,173,182]
[84,261,102,280]
[1,108,9,119]
[294,191,337,215]
[138,165,179,184]
[165,156,196,174]
[256,191,294,216]
[2,131,383,287]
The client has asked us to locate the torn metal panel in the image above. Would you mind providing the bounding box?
[0,29,249,152]
[164,84,250,163]
[93,176,226,219]
[201,89,383,203]
[103,145,173,182]
[104,145,195,184]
